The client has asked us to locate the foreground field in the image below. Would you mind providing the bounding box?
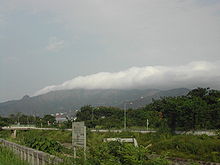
[1,129,220,164]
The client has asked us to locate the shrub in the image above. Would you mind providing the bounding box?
[86,141,169,165]
[24,136,63,154]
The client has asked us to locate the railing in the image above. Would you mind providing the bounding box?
[0,139,63,165]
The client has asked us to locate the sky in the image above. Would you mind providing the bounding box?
[0,0,220,102]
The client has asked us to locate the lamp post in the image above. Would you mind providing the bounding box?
[124,103,126,130]
[123,96,144,130]
[17,115,20,126]
[147,119,149,131]
[124,102,133,130]
[91,108,94,121]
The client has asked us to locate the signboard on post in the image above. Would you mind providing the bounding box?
[72,122,86,148]
[72,122,86,160]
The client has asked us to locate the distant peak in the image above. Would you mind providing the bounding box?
[22,95,30,100]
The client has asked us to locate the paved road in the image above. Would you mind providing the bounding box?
[2,126,155,133]
[2,126,216,135]
[2,126,60,131]
[90,129,156,133]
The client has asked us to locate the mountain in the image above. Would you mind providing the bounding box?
[0,88,190,116]
[123,88,191,109]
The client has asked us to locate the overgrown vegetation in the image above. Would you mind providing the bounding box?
[86,131,220,163]
[0,112,57,128]
[149,88,220,133]
[150,134,220,162]
[75,88,220,132]
[0,146,30,165]
[24,136,63,154]
[1,129,219,163]
[1,88,219,132]
[75,105,162,129]
[85,141,170,165]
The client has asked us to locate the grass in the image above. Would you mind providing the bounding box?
[0,146,30,165]
[87,131,220,162]
[150,134,220,162]
[17,130,72,144]
[0,129,220,163]
[0,130,11,139]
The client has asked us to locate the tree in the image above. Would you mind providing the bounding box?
[0,116,11,126]
[187,87,209,98]
[40,115,56,126]
[76,105,93,121]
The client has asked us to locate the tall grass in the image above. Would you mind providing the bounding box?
[1,129,220,163]
[150,134,220,162]
[0,146,30,165]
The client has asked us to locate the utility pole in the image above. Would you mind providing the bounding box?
[147,119,149,131]
[124,102,133,130]
[124,103,126,130]
[17,115,20,126]
[91,108,94,121]
[27,116,29,125]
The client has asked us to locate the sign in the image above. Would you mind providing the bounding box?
[72,122,86,148]
[72,122,87,161]
[103,138,138,147]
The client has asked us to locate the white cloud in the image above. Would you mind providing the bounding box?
[46,37,64,52]
[34,61,220,96]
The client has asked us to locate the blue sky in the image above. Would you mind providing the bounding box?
[0,0,220,102]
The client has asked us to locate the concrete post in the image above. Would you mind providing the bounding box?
[32,152,35,165]
[36,152,39,165]
[24,150,26,160]
[12,130,17,138]
[42,156,45,165]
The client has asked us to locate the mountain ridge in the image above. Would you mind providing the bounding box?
[0,88,190,116]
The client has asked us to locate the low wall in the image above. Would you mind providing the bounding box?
[0,139,63,165]
[175,130,216,136]
[169,157,220,165]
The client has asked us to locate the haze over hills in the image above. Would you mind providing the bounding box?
[0,88,189,116]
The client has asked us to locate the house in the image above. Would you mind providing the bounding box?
[54,113,68,123]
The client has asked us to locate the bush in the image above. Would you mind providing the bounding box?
[86,141,169,165]
[24,136,63,154]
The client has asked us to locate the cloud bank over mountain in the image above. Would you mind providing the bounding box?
[1,0,220,102]
[35,61,220,96]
